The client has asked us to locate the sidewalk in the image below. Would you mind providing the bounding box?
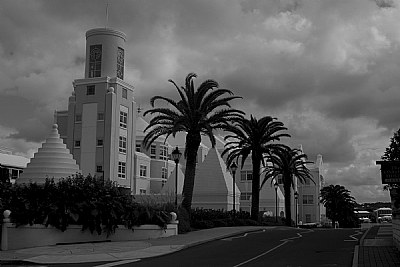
[0,226,268,264]
[356,224,400,267]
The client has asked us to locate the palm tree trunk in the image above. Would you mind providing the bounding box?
[181,132,201,214]
[251,154,261,221]
[284,181,292,226]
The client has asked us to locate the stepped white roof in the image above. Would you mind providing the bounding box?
[194,147,240,194]
[17,124,81,184]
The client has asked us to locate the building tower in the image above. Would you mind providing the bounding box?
[57,28,137,191]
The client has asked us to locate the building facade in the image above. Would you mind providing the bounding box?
[56,28,137,190]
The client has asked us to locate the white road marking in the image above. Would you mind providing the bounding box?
[221,229,267,241]
[233,229,313,267]
[94,259,140,267]
[344,230,363,242]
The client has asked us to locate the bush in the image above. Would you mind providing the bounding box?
[0,175,173,236]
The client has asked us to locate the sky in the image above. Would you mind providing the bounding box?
[1,0,399,203]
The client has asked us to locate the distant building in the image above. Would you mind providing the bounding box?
[297,154,327,224]
[0,147,29,184]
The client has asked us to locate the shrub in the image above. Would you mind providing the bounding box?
[1,175,173,236]
[192,220,214,229]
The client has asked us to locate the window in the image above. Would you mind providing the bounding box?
[117,47,124,79]
[11,169,19,179]
[89,44,102,78]
[97,139,103,147]
[87,85,95,95]
[140,165,147,177]
[139,189,146,195]
[74,140,81,148]
[240,192,252,201]
[118,162,126,179]
[119,136,127,154]
[305,214,312,223]
[119,111,127,129]
[162,180,167,187]
[277,175,283,184]
[161,167,168,179]
[97,112,104,121]
[304,178,311,185]
[96,165,103,173]
[303,195,314,205]
[160,145,168,160]
[150,145,156,159]
[136,143,141,152]
[122,88,127,99]
[75,114,82,122]
[240,171,253,181]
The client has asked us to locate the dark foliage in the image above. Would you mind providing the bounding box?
[320,184,357,228]
[143,73,244,213]
[0,175,172,236]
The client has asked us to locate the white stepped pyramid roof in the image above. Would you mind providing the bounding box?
[17,124,81,184]
[160,164,185,195]
[193,147,240,195]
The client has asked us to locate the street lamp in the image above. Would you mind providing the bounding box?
[294,191,299,227]
[230,162,238,215]
[171,147,182,208]
[274,180,279,223]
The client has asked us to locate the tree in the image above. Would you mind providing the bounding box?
[381,128,400,210]
[320,184,356,228]
[262,147,314,226]
[382,128,400,161]
[143,73,244,213]
[222,115,290,221]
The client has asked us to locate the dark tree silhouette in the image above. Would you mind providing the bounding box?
[262,147,314,226]
[320,184,357,228]
[143,73,244,213]
[222,115,290,221]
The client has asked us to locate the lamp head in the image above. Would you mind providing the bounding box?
[230,161,238,172]
[171,146,182,163]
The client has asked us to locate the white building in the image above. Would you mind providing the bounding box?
[297,154,327,224]
[0,147,29,184]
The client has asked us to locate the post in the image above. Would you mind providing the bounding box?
[175,162,178,208]
[1,210,11,251]
[294,191,299,228]
[233,169,236,215]
[171,147,181,209]
[275,189,278,222]
[230,162,238,217]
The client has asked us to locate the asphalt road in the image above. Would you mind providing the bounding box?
[118,227,363,267]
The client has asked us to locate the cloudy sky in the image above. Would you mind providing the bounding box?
[1,0,399,203]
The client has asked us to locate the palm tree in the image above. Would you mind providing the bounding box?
[222,115,290,221]
[143,73,244,213]
[320,184,356,228]
[262,147,314,226]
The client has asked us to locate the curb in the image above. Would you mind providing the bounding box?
[352,245,359,267]
[359,226,374,247]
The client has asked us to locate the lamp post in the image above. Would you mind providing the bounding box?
[274,180,279,223]
[294,191,299,227]
[171,147,182,208]
[230,162,238,216]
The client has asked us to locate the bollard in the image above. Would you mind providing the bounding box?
[1,210,11,251]
[170,212,179,235]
